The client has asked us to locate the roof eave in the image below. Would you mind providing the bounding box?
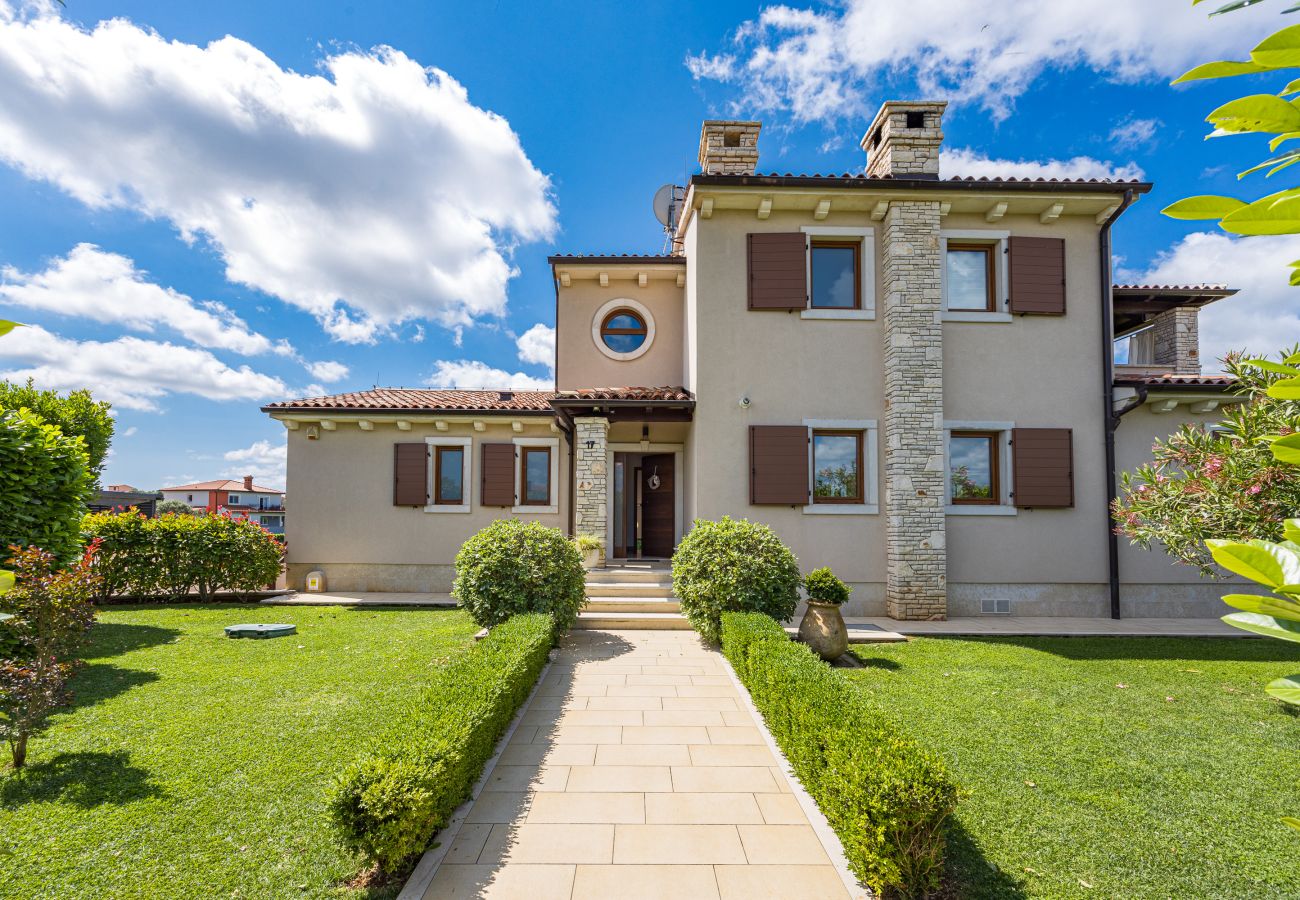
[690,173,1153,194]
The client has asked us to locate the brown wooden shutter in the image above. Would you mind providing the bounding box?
[1008,236,1066,315]
[481,442,516,507]
[1012,428,1073,508]
[750,425,808,504]
[393,443,428,507]
[748,233,807,310]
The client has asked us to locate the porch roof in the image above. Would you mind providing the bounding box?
[550,386,695,422]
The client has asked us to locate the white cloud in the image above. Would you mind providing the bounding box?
[687,0,1277,123]
[0,6,556,342]
[515,323,555,370]
[942,148,1144,181]
[0,243,276,354]
[304,359,349,383]
[122,426,138,438]
[0,324,287,410]
[1109,117,1160,150]
[1127,231,1300,372]
[426,359,553,391]
[223,437,286,486]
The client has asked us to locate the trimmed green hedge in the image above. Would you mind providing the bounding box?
[329,612,553,872]
[0,407,93,564]
[721,612,959,897]
[453,520,585,635]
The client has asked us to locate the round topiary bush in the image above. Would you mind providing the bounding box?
[671,516,800,644]
[453,519,585,633]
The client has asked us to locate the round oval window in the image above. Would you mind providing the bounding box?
[600,309,647,354]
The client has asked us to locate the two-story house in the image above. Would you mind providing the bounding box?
[263,100,1245,620]
[159,475,287,533]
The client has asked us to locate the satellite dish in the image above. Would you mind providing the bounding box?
[652,184,676,229]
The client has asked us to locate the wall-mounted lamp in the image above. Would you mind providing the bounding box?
[640,424,650,451]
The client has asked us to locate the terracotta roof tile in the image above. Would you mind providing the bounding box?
[162,479,283,493]
[263,388,557,413]
[548,254,685,263]
[1115,374,1237,387]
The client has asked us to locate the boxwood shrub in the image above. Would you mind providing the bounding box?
[721,612,959,896]
[672,517,800,644]
[453,520,585,634]
[329,612,553,872]
[0,407,93,564]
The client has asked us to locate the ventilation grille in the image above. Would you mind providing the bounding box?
[980,597,1010,615]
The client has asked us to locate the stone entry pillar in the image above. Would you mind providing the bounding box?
[574,416,610,564]
[881,200,947,620]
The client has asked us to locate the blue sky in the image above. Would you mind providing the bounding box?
[1,0,1298,490]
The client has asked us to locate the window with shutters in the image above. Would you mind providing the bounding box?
[425,437,471,513]
[803,419,878,515]
[512,437,559,514]
[799,226,875,320]
[941,230,1010,322]
[944,423,1016,515]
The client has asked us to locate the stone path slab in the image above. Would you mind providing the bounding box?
[417,629,856,900]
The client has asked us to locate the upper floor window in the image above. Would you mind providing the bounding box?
[228,494,241,505]
[945,243,996,312]
[810,241,860,309]
[812,430,863,503]
[600,309,647,353]
[949,431,999,505]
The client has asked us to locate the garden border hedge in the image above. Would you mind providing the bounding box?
[721,612,960,896]
[328,612,553,873]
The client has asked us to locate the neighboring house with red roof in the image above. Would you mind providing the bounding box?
[262,100,1250,619]
[159,476,286,533]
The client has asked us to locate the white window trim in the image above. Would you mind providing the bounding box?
[228,494,241,505]
[944,421,1016,516]
[802,418,878,515]
[940,229,1012,323]
[512,436,559,514]
[592,297,656,361]
[800,225,876,320]
[423,436,471,514]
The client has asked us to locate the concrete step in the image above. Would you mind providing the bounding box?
[583,581,674,598]
[584,597,681,613]
[575,610,692,630]
[585,568,671,585]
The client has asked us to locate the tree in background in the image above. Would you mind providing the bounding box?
[0,543,99,768]
[0,380,114,482]
[155,499,196,517]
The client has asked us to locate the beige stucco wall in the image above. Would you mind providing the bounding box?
[282,416,568,592]
[685,208,888,609]
[556,276,685,390]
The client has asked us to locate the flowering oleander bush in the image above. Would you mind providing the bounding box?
[1114,350,1300,575]
[82,510,283,601]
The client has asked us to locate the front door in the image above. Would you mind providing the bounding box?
[640,453,674,558]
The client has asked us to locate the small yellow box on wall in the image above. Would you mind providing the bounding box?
[305,570,326,593]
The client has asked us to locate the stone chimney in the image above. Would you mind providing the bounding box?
[243,475,254,492]
[862,101,947,179]
[698,120,761,175]
[1151,307,1201,375]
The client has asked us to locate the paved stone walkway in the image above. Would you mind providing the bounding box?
[421,629,851,900]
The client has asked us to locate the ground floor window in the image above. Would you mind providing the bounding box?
[434,445,465,504]
[521,445,551,505]
[944,424,1015,515]
[812,430,863,503]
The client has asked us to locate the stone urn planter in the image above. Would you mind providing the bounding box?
[581,548,601,570]
[798,566,852,661]
[798,599,848,661]
[573,536,604,571]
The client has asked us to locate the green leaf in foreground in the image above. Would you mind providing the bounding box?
[1222,611,1300,642]
[1207,540,1291,586]
[1163,195,1247,220]
[0,569,12,595]
[1241,358,1300,376]
[1267,376,1300,399]
[1252,23,1300,68]
[1271,433,1300,464]
[1174,59,1271,83]
[1265,674,1300,705]
[1222,592,1300,622]
[0,320,22,338]
[1207,94,1300,133]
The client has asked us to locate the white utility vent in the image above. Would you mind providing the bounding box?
[981,597,1010,614]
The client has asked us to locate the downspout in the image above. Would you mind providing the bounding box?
[1101,189,1137,620]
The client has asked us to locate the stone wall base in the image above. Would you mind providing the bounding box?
[286,562,454,593]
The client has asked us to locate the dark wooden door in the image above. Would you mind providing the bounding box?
[641,454,674,558]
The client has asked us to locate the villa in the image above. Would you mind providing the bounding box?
[263,99,1243,620]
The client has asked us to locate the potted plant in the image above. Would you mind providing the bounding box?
[572,534,604,570]
[798,567,851,661]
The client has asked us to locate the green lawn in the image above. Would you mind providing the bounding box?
[848,636,1300,900]
[0,604,478,900]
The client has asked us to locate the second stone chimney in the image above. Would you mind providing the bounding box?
[243,475,254,492]
[699,120,761,175]
[862,100,947,179]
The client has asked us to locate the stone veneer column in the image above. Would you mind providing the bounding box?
[573,416,610,564]
[881,200,947,620]
[1151,307,1200,375]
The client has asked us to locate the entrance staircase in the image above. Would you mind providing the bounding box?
[576,561,689,630]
